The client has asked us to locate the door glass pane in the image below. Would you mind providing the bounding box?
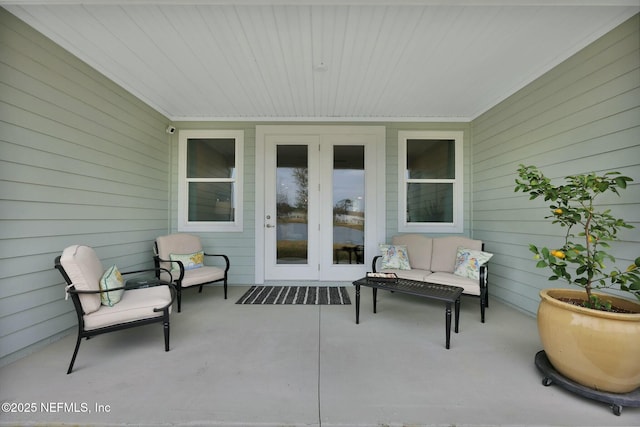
[406,139,455,179]
[333,146,365,264]
[406,183,453,222]
[276,145,308,264]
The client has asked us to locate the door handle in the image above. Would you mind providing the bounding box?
[265,224,275,228]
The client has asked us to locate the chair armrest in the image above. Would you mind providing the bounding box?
[66,286,125,295]
[153,282,177,313]
[153,257,185,281]
[479,263,488,288]
[372,255,382,273]
[204,253,231,273]
[66,267,174,295]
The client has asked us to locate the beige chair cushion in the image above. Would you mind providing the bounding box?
[60,245,103,314]
[161,265,226,288]
[156,233,203,272]
[83,285,172,330]
[431,237,482,273]
[392,234,433,271]
[426,272,481,296]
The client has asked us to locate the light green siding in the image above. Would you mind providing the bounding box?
[471,14,640,316]
[0,9,170,364]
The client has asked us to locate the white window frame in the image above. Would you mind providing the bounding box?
[178,129,244,232]
[398,130,463,233]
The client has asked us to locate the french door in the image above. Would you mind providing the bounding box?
[260,127,384,282]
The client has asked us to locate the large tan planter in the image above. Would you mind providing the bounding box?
[537,288,640,394]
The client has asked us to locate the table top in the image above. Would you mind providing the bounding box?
[353,276,463,303]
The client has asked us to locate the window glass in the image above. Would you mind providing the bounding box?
[406,183,453,223]
[407,139,455,179]
[187,139,236,179]
[188,182,234,222]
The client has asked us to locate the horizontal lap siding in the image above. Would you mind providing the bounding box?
[0,9,170,364]
[471,14,640,316]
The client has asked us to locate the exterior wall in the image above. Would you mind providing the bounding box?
[171,121,470,285]
[471,14,640,316]
[0,9,171,364]
[383,122,472,239]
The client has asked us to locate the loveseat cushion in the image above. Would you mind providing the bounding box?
[83,285,172,330]
[431,237,482,273]
[392,234,433,271]
[380,268,430,282]
[426,272,481,296]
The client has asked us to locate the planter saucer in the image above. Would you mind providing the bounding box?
[535,350,640,416]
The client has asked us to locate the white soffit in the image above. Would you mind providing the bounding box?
[2,1,639,121]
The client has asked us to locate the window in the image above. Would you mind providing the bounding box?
[398,131,463,233]
[178,130,243,232]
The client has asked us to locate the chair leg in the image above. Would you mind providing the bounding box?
[176,285,182,313]
[224,280,228,299]
[67,334,83,374]
[163,316,170,352]
[480,292,486,323]
[198,285,204,293]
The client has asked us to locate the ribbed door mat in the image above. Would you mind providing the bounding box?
[236,286,351,305]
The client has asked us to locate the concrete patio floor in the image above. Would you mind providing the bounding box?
[1,285,638,426]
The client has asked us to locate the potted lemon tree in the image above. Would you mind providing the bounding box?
[515,165,640,395]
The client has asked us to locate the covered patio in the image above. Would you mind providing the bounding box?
[1,286,637,426]
[1,3,639,425]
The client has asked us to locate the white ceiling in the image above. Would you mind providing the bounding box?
[3,1,639,121]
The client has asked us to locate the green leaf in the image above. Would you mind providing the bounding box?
[615,177,628,189]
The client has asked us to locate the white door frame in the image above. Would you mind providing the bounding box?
[255,125,386,284]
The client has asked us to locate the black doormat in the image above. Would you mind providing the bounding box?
[236,286,351,305]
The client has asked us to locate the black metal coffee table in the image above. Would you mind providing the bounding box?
[352,276,463,349]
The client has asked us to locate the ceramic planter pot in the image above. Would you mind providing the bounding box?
[537,288,640,394]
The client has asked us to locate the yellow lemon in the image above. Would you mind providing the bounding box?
[553,208,563,214]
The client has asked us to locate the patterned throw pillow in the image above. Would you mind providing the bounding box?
[99,265,125,307]
[379,244,412,270]
[169,251,205,273]
[453,247,493,280]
